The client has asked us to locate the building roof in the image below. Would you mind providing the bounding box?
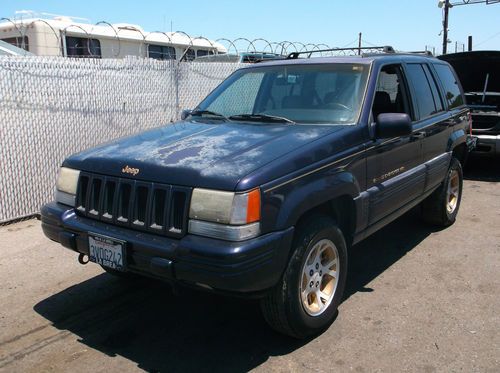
[0,16,225,50]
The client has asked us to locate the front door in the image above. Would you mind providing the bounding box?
[365,64,425,226]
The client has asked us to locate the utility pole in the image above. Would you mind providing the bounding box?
[468,35,473,51]
[442,0,450,54]
[358,32,362,55]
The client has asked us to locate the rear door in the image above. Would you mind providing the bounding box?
[404,62,453,192]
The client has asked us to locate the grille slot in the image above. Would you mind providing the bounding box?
[117,182,132,223]
[75,173,190,238]
[169,189,188,234]
[133,185,149,226]
[102,179,116,220]
[88,178,102,216]
[76,175,89,212]
[150,188,167,230]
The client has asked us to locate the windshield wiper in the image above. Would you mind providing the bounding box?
[229,113,295,124]
[189,110,228,121]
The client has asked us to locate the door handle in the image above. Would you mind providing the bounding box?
[410,132,426,140]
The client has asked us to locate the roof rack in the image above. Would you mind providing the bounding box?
[286,46,395,59]
[406,50,434,56]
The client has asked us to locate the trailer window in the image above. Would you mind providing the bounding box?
[183,48,196,61]
[148,44,176,60]
[196,49,214,57]
[66,36,101,58]
[1,36,29,51]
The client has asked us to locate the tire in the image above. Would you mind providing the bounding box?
[260,215,348,339]
[421,157,463,227]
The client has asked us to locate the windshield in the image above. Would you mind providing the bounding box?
[196,63,369,125]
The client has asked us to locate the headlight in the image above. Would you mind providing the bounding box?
[55,167,80,206]
[188,188,261,241]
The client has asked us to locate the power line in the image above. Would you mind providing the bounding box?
[339,38,359,48]
[475,30,500,46]
[361,39,378,47]
[451,0,500,6]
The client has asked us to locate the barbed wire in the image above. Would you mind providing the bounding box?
[0,16,359,58]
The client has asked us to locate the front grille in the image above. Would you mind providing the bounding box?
[75,172,191,238]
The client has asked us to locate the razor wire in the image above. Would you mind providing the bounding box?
[0,56,241,223]
[0,16,343,58]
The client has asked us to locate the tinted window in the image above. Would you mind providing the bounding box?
[434,64,464,109]
[1,36,29,51]
[148,44,176,60]
[406,64,438,119]
[422,64,444,113]
[66,36,101,58]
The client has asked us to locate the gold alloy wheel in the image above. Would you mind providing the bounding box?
[300,238,339,316]
[446,169,460,214]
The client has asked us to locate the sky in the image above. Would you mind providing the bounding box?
[2,0,500,54]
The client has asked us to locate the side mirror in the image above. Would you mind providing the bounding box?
[180,109,192,120]
[376,113,412,138]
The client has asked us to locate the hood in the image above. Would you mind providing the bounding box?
[64,121,345,191]
[438,51,500,93]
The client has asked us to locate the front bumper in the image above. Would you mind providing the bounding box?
[473,134,500,156]
[41,202,294,295]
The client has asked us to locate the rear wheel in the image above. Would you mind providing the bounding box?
[260,215,348,338]
[421,157,463,226]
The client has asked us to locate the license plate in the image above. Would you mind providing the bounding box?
[88,233,126,271]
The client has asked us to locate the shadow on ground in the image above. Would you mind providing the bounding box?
[34,208,441,372]
[464,155,500,182]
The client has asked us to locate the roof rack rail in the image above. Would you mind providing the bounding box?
[407,50,434,56]
[287,46,395,59]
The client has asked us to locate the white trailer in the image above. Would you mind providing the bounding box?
[0,16,226,60]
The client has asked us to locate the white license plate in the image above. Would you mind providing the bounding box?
[88,234,126,271]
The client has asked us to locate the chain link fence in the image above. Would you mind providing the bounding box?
[0,56,240,223]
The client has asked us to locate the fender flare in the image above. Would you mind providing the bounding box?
[273,171,360,230]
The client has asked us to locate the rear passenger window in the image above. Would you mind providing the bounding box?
[406,64,439,119]
[434,64,464,109]
[422,64,444,113]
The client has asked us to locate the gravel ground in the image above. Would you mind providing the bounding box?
[0,157,499,373]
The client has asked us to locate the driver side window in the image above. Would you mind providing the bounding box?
[373,65,411,121]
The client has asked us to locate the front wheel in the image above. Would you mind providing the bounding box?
[421,157,463,226]
[260,216,348,338]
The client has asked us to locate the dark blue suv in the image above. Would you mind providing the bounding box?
[41,50,473,338]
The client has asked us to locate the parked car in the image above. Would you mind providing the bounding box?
[439,51,500,156]
[42,49,473,338]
